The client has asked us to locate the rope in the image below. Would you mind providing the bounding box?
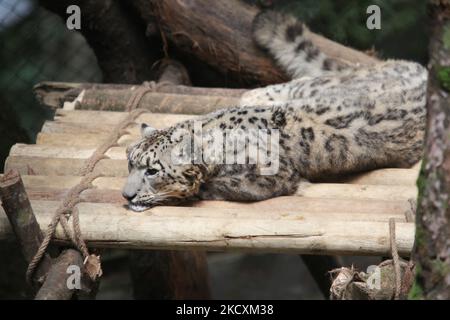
[330,217,413,299]
[26,96,149,284]
[26,172,98,284]
[389,218,401,300]
[125,81,172,112]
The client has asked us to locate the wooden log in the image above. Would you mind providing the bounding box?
[0,195,410,222]
[0,174,417,224]
[4,157,127,176]
[0,170,52,286]
[41,110,196,136]
[135,0,378,86]
[136,0,287,86]
[33,81,244,111]
[49,109,195,128]
[6,157,419,199]
[5,141,420,182]
[36,133,117,147]
[3,155,419,199]
[298,184,417,202]
[73,92,238,114]
[0,201,414,256]
[8,174,414,212]
[36,132,140,147]
[340,168,420,186]
[34,249,83,300]
[13,168,419,189]
[5,144,423,187]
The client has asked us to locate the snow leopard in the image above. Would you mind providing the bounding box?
[123,11,427,211]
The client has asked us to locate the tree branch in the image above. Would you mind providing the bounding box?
[131,0,377,86]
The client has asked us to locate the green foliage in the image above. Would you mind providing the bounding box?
[408,264,424,300]
[437,66,450,92]
[249,0,428,63]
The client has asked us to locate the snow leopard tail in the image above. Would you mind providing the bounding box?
[252,11,346,79]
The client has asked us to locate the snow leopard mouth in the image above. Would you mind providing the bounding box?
[127,193,187,212]
[127,202,152,212]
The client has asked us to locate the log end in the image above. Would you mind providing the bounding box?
[0,169,20,187]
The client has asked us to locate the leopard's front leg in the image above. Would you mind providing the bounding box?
[198,166,307,202]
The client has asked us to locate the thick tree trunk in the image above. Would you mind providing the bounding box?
[412,2,450,299]
[40,0,161,83]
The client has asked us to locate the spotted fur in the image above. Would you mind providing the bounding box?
[123,11,427,211]
[252,10,346,78]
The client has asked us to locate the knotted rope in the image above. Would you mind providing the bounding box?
[389,218,401,299]
[26,82,154,285]
[26,172,100,284]
[330,217,414,300]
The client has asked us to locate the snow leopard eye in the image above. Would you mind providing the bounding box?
[145,168,159,176]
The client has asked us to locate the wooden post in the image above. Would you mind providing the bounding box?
[34,249,83,300]
[0,169,52,287]
[0,170,97,300]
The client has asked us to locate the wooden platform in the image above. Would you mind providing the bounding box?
[0,108,420,256]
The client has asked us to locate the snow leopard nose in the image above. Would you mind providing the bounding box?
[122,190,137,202]
[123,170,140,201]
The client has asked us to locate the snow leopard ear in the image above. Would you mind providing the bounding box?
[141,123,157,138]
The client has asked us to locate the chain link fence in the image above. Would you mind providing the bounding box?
[0,0,429,172]
[0,0,102,170]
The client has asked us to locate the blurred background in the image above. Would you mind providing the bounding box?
[0,0,428,299]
